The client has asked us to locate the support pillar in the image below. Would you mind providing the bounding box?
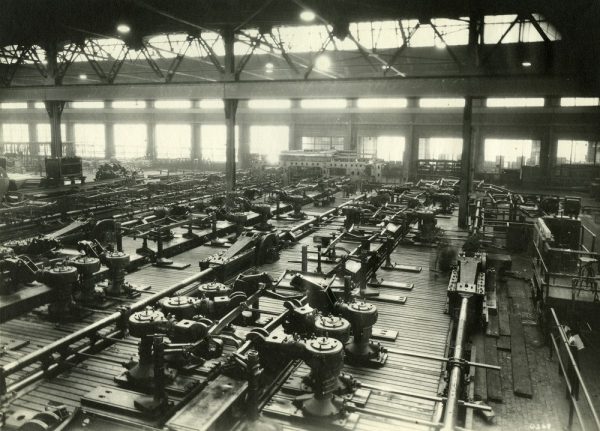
[191,123,201,161]
[458,97,473,229]
[106,123,115,159]
[238,124,250,169]
[147,122,156,160]
[225,99,238,190]
[404,124,415,180]
[288,116,297,150]
[222,28,238,191]
[45,101,66,158]
[28,121,38,156]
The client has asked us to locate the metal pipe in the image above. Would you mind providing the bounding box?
[358,382,492,411]
[441,295,470,431]
[386,347,500,371]
[549,333,589,431]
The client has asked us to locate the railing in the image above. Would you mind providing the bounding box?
[532,241,600,304]
[549,308,600,431]
[581,224,597,253]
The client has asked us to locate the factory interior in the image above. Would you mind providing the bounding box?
[0,1,599,430]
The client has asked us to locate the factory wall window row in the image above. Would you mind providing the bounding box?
[155,100,192,109]
[2,123,30,142]
[114,124,147,159]
[198,99,224,110]
[486,98,545,108]
[356,98,408,109]
[555,140,600,165]
[418,137,463,161]
[112,100,147,109]
[482,139,541,172]
[248,100,292,110]
[155,124,191,159]
[73,124,106,158]
[70,101,105,109]
[419,98,465,108]
[0,102,28,110]
[301,137,345,151]
[358,136,405,162]
[300,99,348,109]
[560,98,600,107]
[249,126,289,165]
[200,125,239,163]
[36,124,67,143]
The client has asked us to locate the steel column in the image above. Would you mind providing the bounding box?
[223,28,238,191]
[458,97,473,228]
[44,100,66,158]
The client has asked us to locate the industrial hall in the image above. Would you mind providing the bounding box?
[0,1,599,430]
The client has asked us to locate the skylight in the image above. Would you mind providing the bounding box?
[357,98,408,109]
[300,99,347,109]
[486,98,545,108]
[419,98,465,108]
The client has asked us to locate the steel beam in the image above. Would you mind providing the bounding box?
[0,75,589,101]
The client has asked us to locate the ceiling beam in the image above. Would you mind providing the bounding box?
[0,75,592,101]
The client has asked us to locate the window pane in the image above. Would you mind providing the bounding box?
[358,136,376,157]
[300,99,347,109]
[560,97,600,107]
[302,136,344,151]
[483,139,540,172]
[556,140,596,165]
[418,137,462,160]
[155,100,192,109]
[486,98,545,107]
[0,102,27,109]
[419,98,465,108]
[156,124,191,158]
[113,100,147,109]
[248,99,291,109]
[71,101,104,109]
[73,124,105,158]
[377,136,405,161]
[359,136,405,161]
[357,98,407,109]
[198,99,224,109]
[249,126,289,164]
[36,124,67,142]
[114,124,147,159]
[2,124,29,142]
[200,125,239,162]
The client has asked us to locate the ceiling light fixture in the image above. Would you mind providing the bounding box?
[315,55,331,71]
[117,24,131,34]
[265,62,274,69]
[522,61,532,67]
[79,74,87,80]
[300,10,315,22]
